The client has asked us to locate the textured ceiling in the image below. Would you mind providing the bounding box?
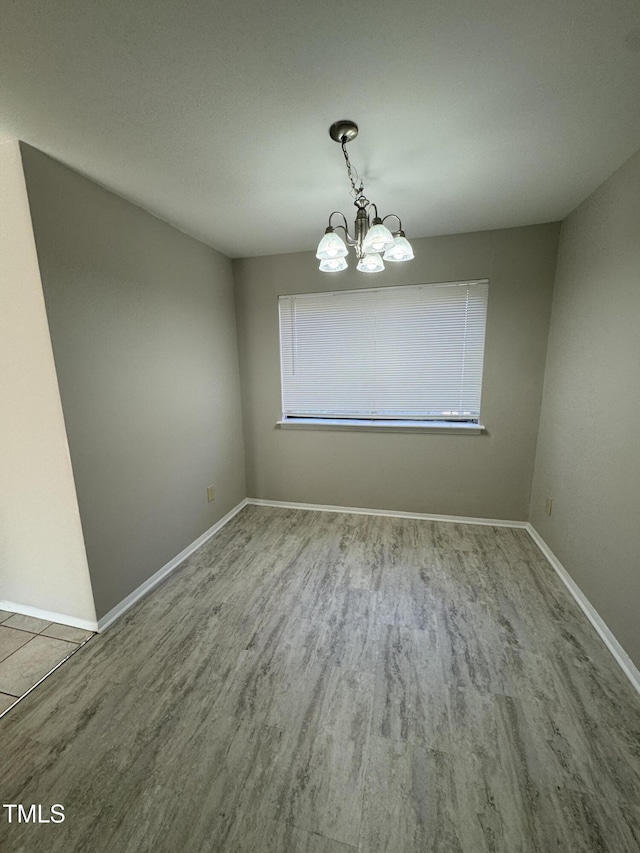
[2,0,640,257]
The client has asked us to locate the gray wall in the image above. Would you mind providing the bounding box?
[21,144,246,620]
[530,149,640,667]
[234,223,559,520]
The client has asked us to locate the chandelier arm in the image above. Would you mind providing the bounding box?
[382,213,403,234]
[328,211,356,244]
[333,223,358,247]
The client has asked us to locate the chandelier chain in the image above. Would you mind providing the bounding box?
[341,140,364,199]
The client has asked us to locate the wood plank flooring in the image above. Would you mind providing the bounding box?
[0,505,639,852]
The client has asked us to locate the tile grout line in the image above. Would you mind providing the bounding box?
[0,623,53,637]
[0,631,81,672]
[0,631,41,668]
[0,634,95,721]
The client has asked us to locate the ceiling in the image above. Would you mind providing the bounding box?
[2,0,640,258]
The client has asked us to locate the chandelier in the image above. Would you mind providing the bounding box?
[316,120,414,273]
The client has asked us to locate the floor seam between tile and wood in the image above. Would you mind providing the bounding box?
[0,611,95,715]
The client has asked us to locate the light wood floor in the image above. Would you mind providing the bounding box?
[1,505,639,852]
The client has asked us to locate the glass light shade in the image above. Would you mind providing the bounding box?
[383,235,414,262]
[356,252,385,273]
[316,230,348,260]
[362,223,395,254]
[319,256,348,272]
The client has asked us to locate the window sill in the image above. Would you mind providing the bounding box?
[277,419,485,435]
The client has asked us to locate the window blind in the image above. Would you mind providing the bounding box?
[279,280,488,422]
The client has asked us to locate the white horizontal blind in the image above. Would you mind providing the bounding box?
[279,280,488,421]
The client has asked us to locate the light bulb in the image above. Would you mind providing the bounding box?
[316,229,348,260]
[383,235,414,262]
[356,253,385,273]
[362,222,395,254]
[319,256,348,272]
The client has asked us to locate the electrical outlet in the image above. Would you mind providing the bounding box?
[545,495,553,516]
[207,485,215,503]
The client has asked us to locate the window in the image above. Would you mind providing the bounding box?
[278,279,488,431]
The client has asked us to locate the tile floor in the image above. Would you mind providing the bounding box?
[0,610,93,715]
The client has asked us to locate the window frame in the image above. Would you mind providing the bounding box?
[277,279,489,434]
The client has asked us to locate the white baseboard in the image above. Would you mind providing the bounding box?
[247,498,527,529]
[526,524,640,697]
[0,601,98,633]
[97,499,250,632]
